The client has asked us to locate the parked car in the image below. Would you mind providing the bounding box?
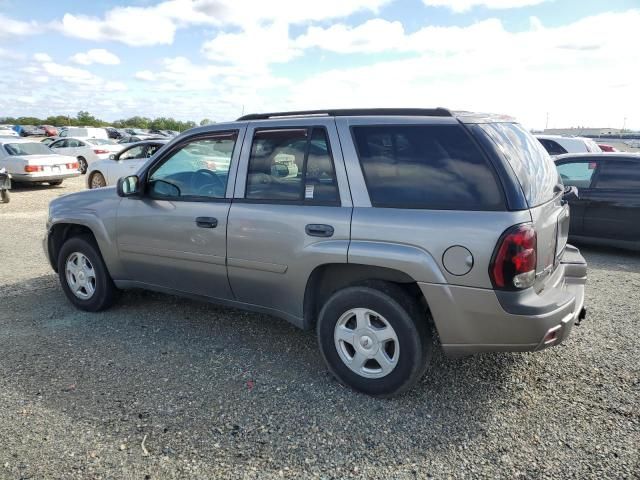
[49,137,123,173]
[597,143,617,152]
[0,125,19,137]
[536,135,602,156]
[117,135,148,144]
[41,125,58,137]
[0,138,80,185]
[104,127,125,140]
[20,125,46,137]
[58,127,108,140]
[44,108,587,397]
[555,153,640,250]
[87,139,168,189]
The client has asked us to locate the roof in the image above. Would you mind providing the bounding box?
[237,108,454,121]
[554,152,640,161]
[536,134,591,141]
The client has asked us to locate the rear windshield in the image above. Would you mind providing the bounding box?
[352,124,504,210]
[4,143,52,156]
[479,123,558,207]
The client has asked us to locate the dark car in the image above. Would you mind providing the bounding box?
[105,127,123,140]
[555,153,640,250]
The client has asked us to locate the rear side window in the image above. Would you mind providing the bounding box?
[538,138,567,156]
[480,123,558,207]
[352,125,504,210]
[596,160,640,189]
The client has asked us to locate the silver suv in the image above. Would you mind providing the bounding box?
[44,109,587,397]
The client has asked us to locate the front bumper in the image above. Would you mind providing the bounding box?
[420,244,587,356]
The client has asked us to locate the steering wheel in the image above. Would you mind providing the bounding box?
[192,169,225,197]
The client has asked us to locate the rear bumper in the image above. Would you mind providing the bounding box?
[420,244,587,356]
[12,172,80,183]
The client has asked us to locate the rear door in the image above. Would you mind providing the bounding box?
[555,158,599,236]
[226,118,352,323]
[583,158,640,242]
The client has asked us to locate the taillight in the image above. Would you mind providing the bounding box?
[93,149,109,154]
[66,162,79,170]
[24,165,43,172]
[490,223,537,290]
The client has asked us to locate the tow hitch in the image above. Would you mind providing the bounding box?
[575,307,587,326]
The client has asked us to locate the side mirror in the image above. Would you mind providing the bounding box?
[563,185,579,201]
[109,154,116,160]
[117,175,141,197]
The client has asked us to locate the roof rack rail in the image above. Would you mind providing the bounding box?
[237,108,453,121]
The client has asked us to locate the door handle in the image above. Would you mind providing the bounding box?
[305,224,334,237]
[195,217,218,228]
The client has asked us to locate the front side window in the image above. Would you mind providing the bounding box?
[556,161,596,188]
[596,160,640,189]
[353,125,504,210]
[119,145,146,161]
[148,132,237,199]
[245,127,339,203]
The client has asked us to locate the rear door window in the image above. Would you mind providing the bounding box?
[595,160,640,189]
[538,139,567,156]
[479,123,558,207]
[351,125,504,210]
[245,127,339,204]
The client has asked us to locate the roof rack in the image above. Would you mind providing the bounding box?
[237,108,453,121]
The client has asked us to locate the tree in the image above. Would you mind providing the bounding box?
[200,118,212,126]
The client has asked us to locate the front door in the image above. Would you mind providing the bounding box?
[555,158,599,236]
[227,120,352,322]
[116,128,244,300]
[583,158,640,242]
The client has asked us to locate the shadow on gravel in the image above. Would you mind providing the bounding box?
[1,276,525,468]
[574,244,640,273]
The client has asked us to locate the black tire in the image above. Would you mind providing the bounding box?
[48,180,63,186]
[317,282,432,397]
[77,157,88,174]
[57,235,117,312]
[0,189,9,203]
[89,172,106,189]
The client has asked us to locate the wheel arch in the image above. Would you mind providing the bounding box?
[47,223,97,272]
[302,263,432,331]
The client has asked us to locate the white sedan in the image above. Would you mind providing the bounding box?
[87,139,168,188]
[0,138,80,185]
[49,137,124,174]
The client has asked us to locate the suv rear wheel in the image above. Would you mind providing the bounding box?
[57,235,117,311]
[317,283,432,397]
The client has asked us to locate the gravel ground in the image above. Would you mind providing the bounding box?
[0,177,638,479]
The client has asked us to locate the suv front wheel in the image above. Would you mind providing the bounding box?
[317,283,432,397]
[57,235,117,312]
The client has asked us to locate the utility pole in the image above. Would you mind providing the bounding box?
[545,112,549,130]
[622,116,627,133]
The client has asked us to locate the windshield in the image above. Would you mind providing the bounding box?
[4,142,53,156]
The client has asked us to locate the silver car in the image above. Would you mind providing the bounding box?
[44,109,587,397]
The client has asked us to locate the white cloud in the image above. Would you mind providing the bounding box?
[296,19,407,53]
[33,53,53,63]
[134,70,157,81]
[423,0,548,12]
[0,14,39,36]
[55,0,392,46]
[71,48,120,65]
[283,10,640,129]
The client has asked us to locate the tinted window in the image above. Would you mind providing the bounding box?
[538,138,567,156]
[480,123,558,207]
[352,125,503,210]
[148,132,237,199]
[246,127,339,203]
[556,161,596,188]
[596,160,640,189]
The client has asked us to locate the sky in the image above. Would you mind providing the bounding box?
[0,0,638,129]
